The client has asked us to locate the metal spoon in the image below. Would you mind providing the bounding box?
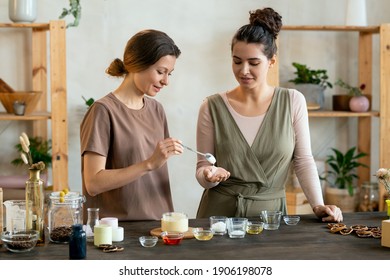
[181,144,216,165]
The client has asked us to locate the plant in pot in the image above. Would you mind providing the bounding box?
[320,147,368,212]
[334,79,370,112]
[289,62,333,110]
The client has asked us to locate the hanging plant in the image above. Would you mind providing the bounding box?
[59,0,82,28]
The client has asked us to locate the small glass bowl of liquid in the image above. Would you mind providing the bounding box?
[246,222,264,234]
[283,215,300,226]
[161,231,184,245]
[139,236,158,247]
[193,227,214,241]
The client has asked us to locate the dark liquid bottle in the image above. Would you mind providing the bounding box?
[69,224,87,259]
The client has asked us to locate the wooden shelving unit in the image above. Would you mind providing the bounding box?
[269,24,390,211]
[0,21,68,190]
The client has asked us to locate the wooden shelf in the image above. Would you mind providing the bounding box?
[308,110,380,117]
[0,23,50,30]
[0,111,51,120]
[282,25,380,33]
[275,24,390,211]
[0,21,68,190]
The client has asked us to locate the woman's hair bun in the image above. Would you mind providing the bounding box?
[249,7,282,39]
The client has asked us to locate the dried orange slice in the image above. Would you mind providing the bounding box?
[328,223,346,229]
[351,224,368,231]
[340,227,353,235]
[356,230,372,238]
[330,224,347,233]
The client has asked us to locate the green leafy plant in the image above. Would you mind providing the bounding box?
[320,147,368,196]
[82,96,94,107]
[59,0,81,28]
[11,136,52,169]
[335,78,366,96]
[289,62,333,89]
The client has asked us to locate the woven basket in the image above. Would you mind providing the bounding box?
[0,91,42,114]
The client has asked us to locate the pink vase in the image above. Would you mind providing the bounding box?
[349,95,370,112]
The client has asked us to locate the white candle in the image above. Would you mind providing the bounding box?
[94,224,112,246]
[112,226,124,242]
[100,217,118,229]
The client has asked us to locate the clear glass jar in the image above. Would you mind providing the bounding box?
[358,182,379,212]
[48,191,85,243]
[86,208,99,242]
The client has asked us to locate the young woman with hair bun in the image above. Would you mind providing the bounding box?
[195,7,343,223]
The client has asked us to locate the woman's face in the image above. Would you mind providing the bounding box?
[133,55,177,97]
[231,41,275,89]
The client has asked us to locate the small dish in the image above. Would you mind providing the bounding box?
[246,222,264,234]
[161,231,184,245]
[283,215,300,226]
[139,236,158,247]
[193,227,214,241]
[1,230,39,253]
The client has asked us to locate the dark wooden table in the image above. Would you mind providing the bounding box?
[1,211,389,260]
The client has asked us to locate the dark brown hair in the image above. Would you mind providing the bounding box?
[106,29,181,77]
[231,7,283,59]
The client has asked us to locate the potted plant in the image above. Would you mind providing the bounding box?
[289,62,333,110]
[334,78,370,112]
[320,146,368,212]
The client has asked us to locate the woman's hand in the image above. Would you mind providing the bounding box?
[203,166,231,183]
[313,205,343,223]
[146,137,183,170]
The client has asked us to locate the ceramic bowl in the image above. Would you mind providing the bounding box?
[139,236,158,247]
[283,215,300,226]
[1,230,39,253]
[192,227,214,241]
[160,231,184,245]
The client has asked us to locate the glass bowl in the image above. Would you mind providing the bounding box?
[283,215,300,226]
[1,230,39,253]
[161,231,184,245]
[139,236,158,247]
[246,222,264,234]
[193,227,214,241]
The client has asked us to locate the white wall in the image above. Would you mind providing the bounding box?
[0,0,389,218]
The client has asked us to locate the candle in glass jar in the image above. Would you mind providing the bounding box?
[161,212,188,232]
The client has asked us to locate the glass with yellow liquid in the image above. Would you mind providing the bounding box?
[246,222,264,235]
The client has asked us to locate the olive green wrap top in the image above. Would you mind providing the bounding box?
[196,88,295,218]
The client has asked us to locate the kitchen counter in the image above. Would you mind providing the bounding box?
[0,211,389,260]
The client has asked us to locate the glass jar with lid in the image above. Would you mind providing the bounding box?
[358,182,379,212]
[48,191,85,243]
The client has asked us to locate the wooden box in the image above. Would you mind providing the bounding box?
[286,189,313,215]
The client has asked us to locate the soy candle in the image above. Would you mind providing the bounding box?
[112,226,124,242]
[161,212,188,233]
[100,217,118,229]
[94,224,112,246]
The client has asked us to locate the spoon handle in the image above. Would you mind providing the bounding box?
[181,144,206,157]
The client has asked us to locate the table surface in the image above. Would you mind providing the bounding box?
[1,211,389,260]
